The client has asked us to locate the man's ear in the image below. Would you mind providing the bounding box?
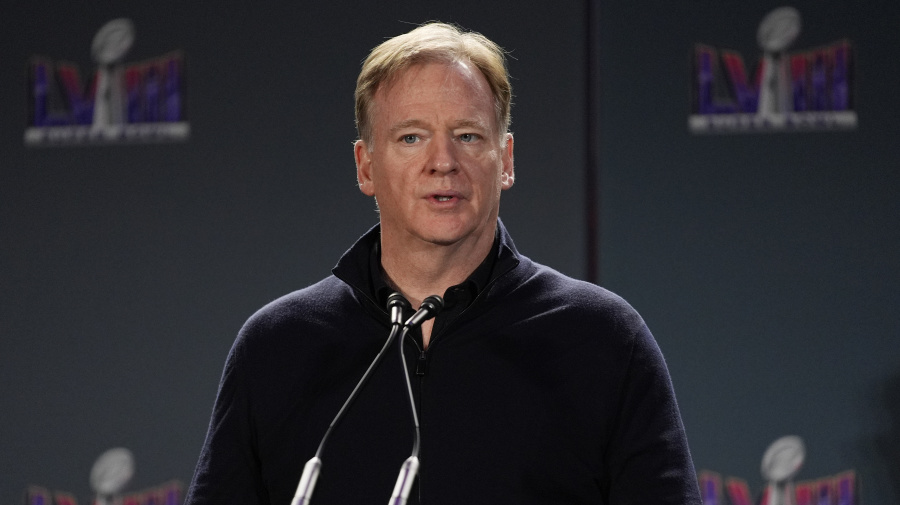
[355,140,375,196]
[500,133,515,190]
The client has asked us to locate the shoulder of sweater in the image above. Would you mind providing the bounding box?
[507,258,648,336]
[236,275,358,340]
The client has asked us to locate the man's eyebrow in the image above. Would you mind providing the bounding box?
[388,118,491,134]
[452,119,489,130]
[389,119,427,133]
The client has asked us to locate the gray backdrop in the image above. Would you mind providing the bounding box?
[2,1,898,504]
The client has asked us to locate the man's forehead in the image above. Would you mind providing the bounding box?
[378,61,485,98]
[371,61,497,131]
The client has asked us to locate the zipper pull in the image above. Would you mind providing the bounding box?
[415,350,427,376]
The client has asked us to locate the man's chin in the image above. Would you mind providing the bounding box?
[416,225,470,247]
[421,231,466,247]
[416,214,498,248]
[420,225,491,249]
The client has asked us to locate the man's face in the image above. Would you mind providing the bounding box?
[354,60,514,250]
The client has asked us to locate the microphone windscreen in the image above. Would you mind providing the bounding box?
[421,295,444,314]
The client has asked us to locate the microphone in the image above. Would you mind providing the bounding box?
[290,293,411,505]
[388,292,411,326]
[403,295,444,329]
[389,295,443,505]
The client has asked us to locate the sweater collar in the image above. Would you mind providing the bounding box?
[331,218,521,309]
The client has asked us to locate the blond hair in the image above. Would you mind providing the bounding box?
[355,22,512,145]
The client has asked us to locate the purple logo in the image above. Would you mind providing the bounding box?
[690,7,856,133]
[25,19,189,146]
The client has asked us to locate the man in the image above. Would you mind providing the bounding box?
[186,22,700,505]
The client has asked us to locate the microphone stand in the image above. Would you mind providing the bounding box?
[290,294,443,505]
[388,295,443,505]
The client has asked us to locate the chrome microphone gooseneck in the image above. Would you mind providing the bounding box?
[388,295,444,505]
[290,293,411,505]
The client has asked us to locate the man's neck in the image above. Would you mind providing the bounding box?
[379,225,495,347]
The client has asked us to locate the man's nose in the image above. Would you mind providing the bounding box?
[427,134,458,174]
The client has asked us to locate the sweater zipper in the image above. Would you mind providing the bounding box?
[339,250,518,504]
[406,260,517,505]
[402,335,427,504]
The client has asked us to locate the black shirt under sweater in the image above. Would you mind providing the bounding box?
[369,228,498,348]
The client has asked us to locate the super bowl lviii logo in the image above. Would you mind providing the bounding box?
[699,437,857,505]
[25,448,183,505]
[689,7,856,134]
[26,19,188,146]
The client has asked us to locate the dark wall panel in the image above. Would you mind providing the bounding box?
[596,2,899,503]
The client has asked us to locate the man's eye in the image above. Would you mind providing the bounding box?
[459,133,478,142]
[402,135,418,144]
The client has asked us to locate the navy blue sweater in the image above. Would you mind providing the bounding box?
[185,222,701,505]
